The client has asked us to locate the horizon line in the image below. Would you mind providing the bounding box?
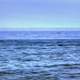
[0,28,80,31]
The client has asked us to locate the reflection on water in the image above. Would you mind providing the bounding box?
[0,39,80,80]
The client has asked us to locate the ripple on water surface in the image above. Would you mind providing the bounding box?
[0,39,80,80]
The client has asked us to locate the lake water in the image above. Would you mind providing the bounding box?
[0,39,80,80]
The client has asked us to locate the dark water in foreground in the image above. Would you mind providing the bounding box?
[0,39,80,80]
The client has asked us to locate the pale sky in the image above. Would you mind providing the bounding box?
[0,0,80,30]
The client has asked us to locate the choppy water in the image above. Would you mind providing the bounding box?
[0,39,80,80]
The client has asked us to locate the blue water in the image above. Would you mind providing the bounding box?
[0,39,80,80]
[0,31,80,39]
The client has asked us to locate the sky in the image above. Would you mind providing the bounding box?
[0,0,80,30]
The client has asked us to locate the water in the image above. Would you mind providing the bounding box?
[0,31,80,39]
[0,39,80,80]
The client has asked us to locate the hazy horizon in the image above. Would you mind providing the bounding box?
[0,28,80,31]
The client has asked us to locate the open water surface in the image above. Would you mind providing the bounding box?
[0,39,80,80]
